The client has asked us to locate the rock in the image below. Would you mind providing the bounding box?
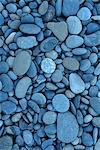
[63,57,79,71]
[84,31,100,47]
[82,132,93,146]
[38,1,48,15]
[86,23,100,34]
[26,61,37,78]
[21,14,34,23]
[94,63,100,75]
[1,101,17,114]
[52,94,69,112]
[0,91,8,102]
[17,36,37,49]
[28,100,40,113]
[13,51,31,76]
[67,16,82,34]
[62,0,80,17]
[92,117,100,127]
[90,97,100,115]
[23,130,33,146]
[80,59,91,71]
[63,145,74,150]
[69,73,85,94]
[0,14,4,25]
[44,124,57,135]
[43,5,55,22]
[56,0,62,16]
[0,81,2,90]
[57,112,79,143]
[77,7,91,21]
[51,69,63,82]
[66,35,84,48]
[6,3,17,13]
[95,138,100,150]
[12,113,22,122]
[19,24,41,34]
[72,48,87,55]
[43,111,57,124]
[15,77,31,98]
[40,37,58,52]
[41,58,56,74]
[0,61,9,74]
[0,136,13,150]
[0,38,3,47]
[47,21,68,41]
[32,93,46,105]
[6,32,16,44]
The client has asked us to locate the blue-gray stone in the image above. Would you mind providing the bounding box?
[19,24,41,34]
[82,132,93,146]
[40,37,58,52]
[43,111,57,124]
[21,14,34,23]
[6,3,17,13]
[57,112,79,143]
[32,93,46,105]
[43,5,55,22]
[0,14,4,25]
[27,61,37,78]
[38,1,48,15]
[77,7,91,21]
[1,101,17,114]
[72,48,87,55]
[0,136,13,150]
[89,86,98,97]
[90,97,100,115]
[80,59,91,71]
[0,91,8,102]
[56,0,62,16]
[51,69,63,83]
[95,138,100,150]
[28,100,40,113]
[0,38,3,47]
[17,36,37,49]
[87,23,100,34]
[23,130,33,146]
[94,63,100,75]
[62,0,80,17]
[44,124,57,135]
[52,94,69,112]
[0,61,9,74]
[92,117,100,127]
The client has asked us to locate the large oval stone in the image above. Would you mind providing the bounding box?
[13,51,31,76]
[57,112,79,143]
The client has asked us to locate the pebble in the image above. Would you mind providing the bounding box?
[27,61,37,78]
[1,101,17,114]
[43,111,57,124]
[63,57,79,71]
[90,97,100,115]
[0,38,3,47]
[56,0,62,16]
[0,81,2,90]
[15,77,31,98]
[0,61,9,74]
[51,69,63,83]
[94,63,100,75]
[17,36,37,49]
[5,32,16,44]
[19,24,41,34]
[43,5,55,22]
[66,35,84,48]
[72,48,87,55]
[57,112,79,143]
[67,16,82,34]
[82,132,93,146]
[0,14,4,25]
[0,91,8,102]
[52,94,69,112]
[0,136,13,150]
[6,3,17,13]
[32,93,46,105]
[38,1,48,15]
[69,73,85,94]
[23,130,33,146]
[12,113,22,123]
[47,21,68,41]
[95,138,100,150]
[13,51,31,76]
[80,59,91,71]
[77,7,91,21]
[40,37,58,52]
[92,117,100,127]
[62,0,80,17]
[41,58,56,74]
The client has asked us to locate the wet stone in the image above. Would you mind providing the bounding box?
[0,61,9,74]
[90,97,100,115]
[41,58,56,74]
[23,130,33,146]
[82,132,93,146]
[95,138,100,150]
[38,1,48,15]
[80,59,91,71]
[72,48,87,55]
[57,112,79,143]
[26,61,37,78]
[94,63,100,75]
[51,69,63,83]
[0,91,8,102]
[77,7,91,21]
[43,111,57,124]
[0,136,13,150]
[52,94,69,112]
[32,93,46,105]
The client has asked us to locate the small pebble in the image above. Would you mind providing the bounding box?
[43,111,57,124]
[0,136,13,150]
[51,69,63,83]
[90,97,100,115]
[23,130,33,146]
[77,7,91,20]
[38,1,48,15]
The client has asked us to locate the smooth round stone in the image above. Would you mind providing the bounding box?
[19,24,41,34]
[0,136,13,150]
[6,32,16,44]
[77,7,91,21]
[6,3,17,13]
[89,53,98,64]
[45,50,58,60]
[43,5,55,22]
[69,73,85,94]
[66,35,84,48]
[51,69,63,83]
[32,93,46,105]
[12,113,22,123]
[52,94,69,112]
[17,36,37,49]
[41,58,56,74]
[43,111,57,124]
[82,132,93,146]
[23,130,33,146]
[38,1,48,15]
[62,0,80,17]
[72,48,87,55]
[0,14,4,25]
[92,117,100,127]
[63,144,74,150]
[80,59,91,71]
[86,23,100,34]
[44,124,57,135]
[15,77,31,98]
[57,112,79,143]
[95,138,100,150]
[21,14,34,23]
[40,37,58,52]
[0,38,3,47]
[63,57,79,71]
[13,51,31,76]
[90,97,100,115]
[0,61,9,74]
[0,74,13,92]
[27,61,37,78]
[47,21,68,41]
[94,63,100,75]
[0,91,8,102]
[67,16,82,34]
[1,101,17,114]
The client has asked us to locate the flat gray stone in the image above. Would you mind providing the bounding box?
[69,73,85,94]
[15,77,31,98]
[19,24,41,34]
[90,97,100,115]
[0,136,13,150]
[17,36,37,49]
[63,57,79,71]
[13,51,31,76]
[57,112,79,143]
[67,16,82,34]
[47,21,68,41]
